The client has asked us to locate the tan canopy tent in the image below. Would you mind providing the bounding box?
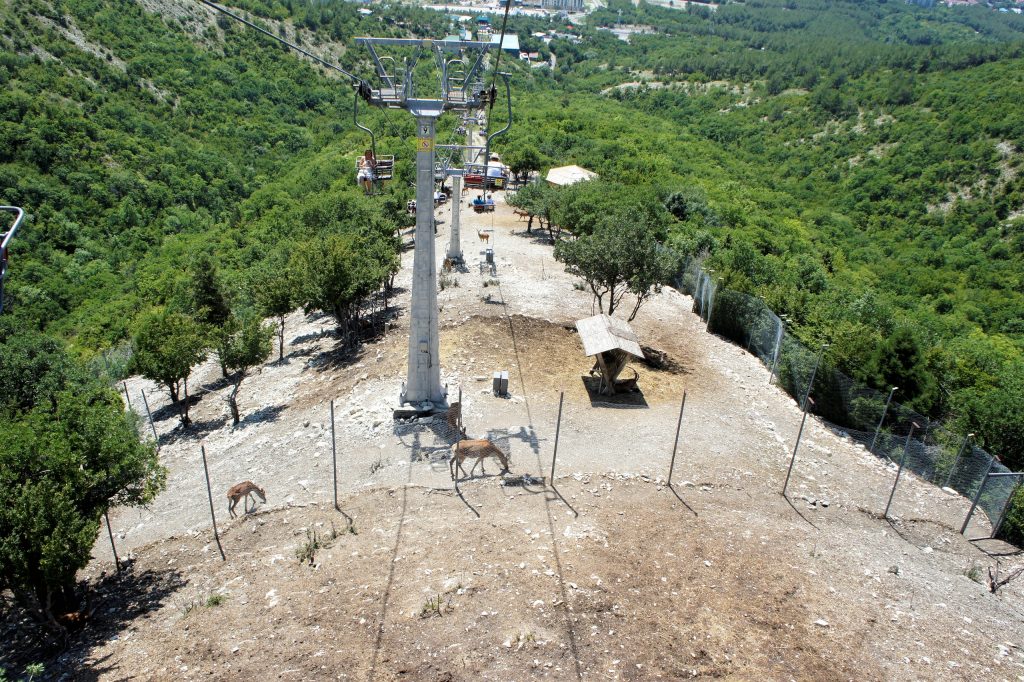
[545,164,598,187]
[575,314,644,395]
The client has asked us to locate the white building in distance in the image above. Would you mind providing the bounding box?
[542,0,584,12]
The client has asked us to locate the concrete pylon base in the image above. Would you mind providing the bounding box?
[393,399,450,421]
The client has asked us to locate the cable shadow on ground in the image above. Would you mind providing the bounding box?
[549,484,580,518]
[368,430,415,682]
[493,276,581,679]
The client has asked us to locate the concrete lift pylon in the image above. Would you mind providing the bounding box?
[188,5,515,417]
[353,37,511,416]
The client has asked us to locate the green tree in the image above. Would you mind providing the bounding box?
[188,255,232,377]
[953,361,1024,471]
[505,145,543,183]
[132,310,208,427]
[220,314,273,425]
[868,326,939,415]
[188,254,231,329]
[0,331,165,633]
[554,208,676,319]
[251,264,296,362]
[289,234,381,343]
[550,180,668,240]
[507,181,557,235]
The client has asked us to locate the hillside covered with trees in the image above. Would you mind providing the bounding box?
[2,0,1024,617]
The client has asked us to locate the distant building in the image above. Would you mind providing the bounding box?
[489,33,520,55]
[542,0,584,10]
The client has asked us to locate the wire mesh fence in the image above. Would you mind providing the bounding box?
[677,258,1018,538]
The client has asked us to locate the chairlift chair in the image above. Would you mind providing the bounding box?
[372,56,406,105]
[353,90,394,193]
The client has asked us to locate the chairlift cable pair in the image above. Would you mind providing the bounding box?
[198,0,404,185]
[488,0,514,109]
[198,0,364,85]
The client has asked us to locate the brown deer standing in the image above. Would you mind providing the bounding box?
[227,481,266,518]
[445,401,466,439]
[450,439,510,480]
[477,229,490,244]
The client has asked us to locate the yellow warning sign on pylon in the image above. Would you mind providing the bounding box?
[415,137,434,153]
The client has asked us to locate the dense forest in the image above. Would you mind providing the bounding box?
[2,0,1024,607]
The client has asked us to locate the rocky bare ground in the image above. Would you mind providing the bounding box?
[5,190,1023,680]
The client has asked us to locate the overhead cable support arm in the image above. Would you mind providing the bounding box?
[0,206,25,314]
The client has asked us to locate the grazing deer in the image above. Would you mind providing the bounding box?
[450,439,510,480]
[227,481,266,518]
[477,229,490,244]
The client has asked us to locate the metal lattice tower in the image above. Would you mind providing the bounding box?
[354,38,498,412]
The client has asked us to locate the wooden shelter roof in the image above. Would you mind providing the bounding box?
[575,314,644,359]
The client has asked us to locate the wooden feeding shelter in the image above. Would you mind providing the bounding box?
[575,314,645,395]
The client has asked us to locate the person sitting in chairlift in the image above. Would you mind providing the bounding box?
[357,149,377,195]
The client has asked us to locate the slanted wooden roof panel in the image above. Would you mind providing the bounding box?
[575,314,644,359]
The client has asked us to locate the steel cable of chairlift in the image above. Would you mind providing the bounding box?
[197,0,406,177]
[488,0,514,108]
[198,0,364,85]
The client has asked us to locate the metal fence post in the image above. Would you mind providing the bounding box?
[800,344,827,411]
[944,433,974,489]
[330,399,338,511]
[104,510,121,575]
[550,391,564,483]
[991,477,1022,540]
[783,398,811,497]
[884,423,917,520]
[869,386,898,456]
[768,317,785,386]
[140,389,158,450]
[705,275,720,332]
[961,457,999,535]
[122,381,132,410]
[783,344,827,496]
[200,444,226,561]
[668,390,687,485]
